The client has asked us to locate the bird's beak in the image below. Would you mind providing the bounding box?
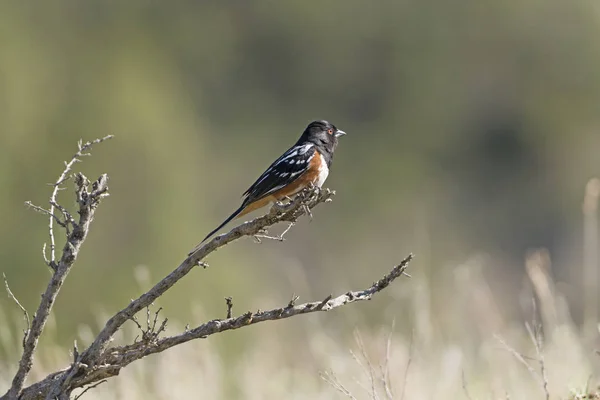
[335,130,346,138]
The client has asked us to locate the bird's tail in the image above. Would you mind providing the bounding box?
[188,204,246,256]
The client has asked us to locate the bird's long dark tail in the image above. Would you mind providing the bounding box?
[188,204,246,256]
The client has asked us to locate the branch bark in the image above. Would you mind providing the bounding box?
[2,137,414,400]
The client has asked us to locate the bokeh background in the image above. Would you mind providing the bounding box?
[1,1,600,399]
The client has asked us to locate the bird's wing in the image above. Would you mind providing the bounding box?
[242,143,315,202]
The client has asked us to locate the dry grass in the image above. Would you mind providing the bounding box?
[0,256,598,399]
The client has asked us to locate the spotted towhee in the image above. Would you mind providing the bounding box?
[195,120,346,247]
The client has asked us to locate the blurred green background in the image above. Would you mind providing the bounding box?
[1,1,600,395]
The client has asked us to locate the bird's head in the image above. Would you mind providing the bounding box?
[300,120,346,150]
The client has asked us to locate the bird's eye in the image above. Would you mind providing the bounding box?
[327,129,333,134]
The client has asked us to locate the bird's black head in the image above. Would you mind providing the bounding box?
[297,120,346,155]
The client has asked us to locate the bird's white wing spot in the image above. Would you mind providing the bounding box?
[299,144,314,154]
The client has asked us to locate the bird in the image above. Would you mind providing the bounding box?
[191,120,346,252]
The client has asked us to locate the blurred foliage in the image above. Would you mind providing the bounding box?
[0,0,599,373]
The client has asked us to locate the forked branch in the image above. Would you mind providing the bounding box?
[19,255,413,399]
[3,136,112,400]
[79,185,337,366]
[2,136,414,400]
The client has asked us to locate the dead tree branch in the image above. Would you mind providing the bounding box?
[2,136,112,400]
[79,185,336,367]
[19,256,413,399]
[2,136,414,400]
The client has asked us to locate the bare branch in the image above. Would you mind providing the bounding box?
[3,136,112,400]
[47,135,113,265]
[103,255,412,362]
[80,185,335,366]
[17,255,413,399]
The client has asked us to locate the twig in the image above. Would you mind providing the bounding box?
[130,315,143,337]
[41,243,50,267]
[151,307,164,333]
[354,330,380,400]
[380,320,395,400]
[399,328,413,400]
[130,307,167,345]
[525,320,549,400]
[2,273,31,345]
[254,222,295,242]
[317,295,333,310]
[23,202,66,228]
[349,351,374,396]
[494,334,544,389]
[287,294,299,308]
[225,297,233,319]
[73,380,108,400]
[320,370,358,400]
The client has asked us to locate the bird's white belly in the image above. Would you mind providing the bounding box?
[315,153,329,187]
